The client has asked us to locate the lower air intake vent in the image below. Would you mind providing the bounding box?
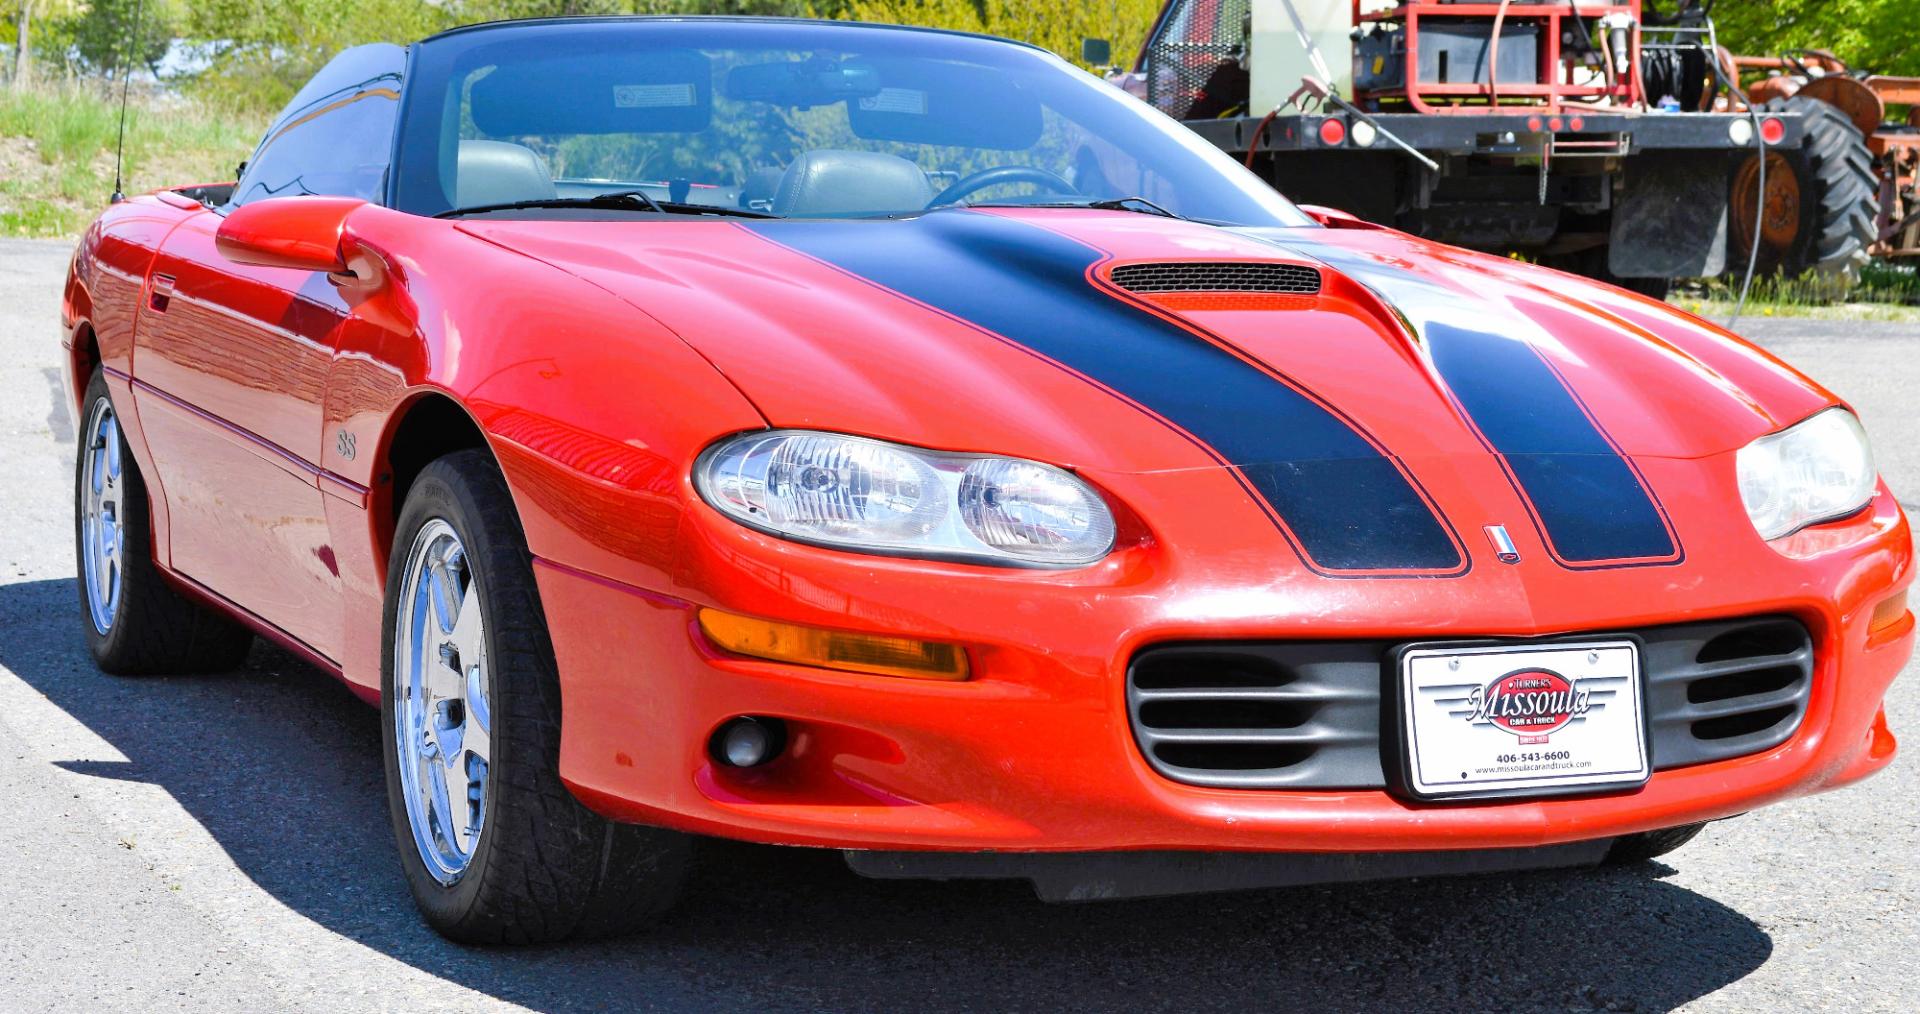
[1642,616,1814,768]
[1126,642,1385,789]
[1110,261,1322,295]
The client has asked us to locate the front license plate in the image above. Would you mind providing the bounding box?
[1400,640,1649,799]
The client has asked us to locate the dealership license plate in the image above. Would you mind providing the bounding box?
[1400,640,1649,799]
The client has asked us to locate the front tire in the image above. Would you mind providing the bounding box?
[1606,821,1707,864]
[381,449,690,944]
[73,370,253,674]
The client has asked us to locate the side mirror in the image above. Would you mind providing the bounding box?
[1081,38,1113,68]
[215,196,365,273]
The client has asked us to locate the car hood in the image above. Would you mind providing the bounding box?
[458,209,1842,577]
[459,209,1829,470]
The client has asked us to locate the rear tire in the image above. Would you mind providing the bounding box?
[1605,821,1707,864]
[73,370,253,675]
[381,449,690,944]
[1730,97,1878,296]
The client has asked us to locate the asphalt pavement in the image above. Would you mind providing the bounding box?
[0,235,1914,1012]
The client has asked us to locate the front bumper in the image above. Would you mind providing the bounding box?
[534,485,1911,855]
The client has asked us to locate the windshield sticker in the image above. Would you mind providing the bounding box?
[613,83,697,108]
[858,88,929,115]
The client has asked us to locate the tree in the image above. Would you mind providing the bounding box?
[838,0,1163,69]
[182,0,453,111]
[6,0,92,86]
[67,0,179,79]
[1710,0,1920,79]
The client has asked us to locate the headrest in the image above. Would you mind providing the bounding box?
[773,150,933,218]
[456,140,556,210]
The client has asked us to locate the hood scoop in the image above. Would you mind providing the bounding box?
[1108,261,1322,312]
[1109,261,1322,295]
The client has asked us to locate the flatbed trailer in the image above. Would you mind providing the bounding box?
[1188,107,1800,289]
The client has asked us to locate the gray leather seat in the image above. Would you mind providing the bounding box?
[456,140,556,209]
[772,150,933,218]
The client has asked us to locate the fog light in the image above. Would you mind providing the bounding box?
[698,608,969,680]
[711,716,786,768]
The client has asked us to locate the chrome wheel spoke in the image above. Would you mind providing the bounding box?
[427,555,461,635]
[420,727,468,858]
[448,581,484,673]
[95,521,117,607]
[102,416,122,483]
[463,659,492,757]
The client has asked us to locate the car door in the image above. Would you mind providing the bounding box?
[131,45,404,663]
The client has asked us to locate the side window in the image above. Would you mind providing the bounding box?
[233,81,401,206]
[231,44,409,207]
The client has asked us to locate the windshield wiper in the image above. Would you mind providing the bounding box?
[437,189,779,219]
[957,195,1183,220]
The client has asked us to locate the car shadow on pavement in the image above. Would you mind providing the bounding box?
[0,577,1772,1013]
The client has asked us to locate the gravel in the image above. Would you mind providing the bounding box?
[0,236,1913,1012]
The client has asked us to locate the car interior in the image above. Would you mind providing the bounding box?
[443,48,1061,218]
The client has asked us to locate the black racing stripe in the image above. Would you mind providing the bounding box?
[1424,322,1678,566]
[1249,232,1681,570]
[746,213,1464,575]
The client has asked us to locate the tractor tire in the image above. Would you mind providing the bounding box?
[1730,96,1878,297]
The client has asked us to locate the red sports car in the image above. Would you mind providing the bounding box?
[60,16,1911,942]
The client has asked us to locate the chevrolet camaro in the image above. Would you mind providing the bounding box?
[59,16,1912,942]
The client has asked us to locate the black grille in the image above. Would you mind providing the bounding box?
[1126,616,1815,791]
[1109,262,1323,295]
[1642,617,1813,768]
[1126,643,1387,789]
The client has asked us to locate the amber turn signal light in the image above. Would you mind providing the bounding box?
[698,609,969,681]
[1870,590,1910,635]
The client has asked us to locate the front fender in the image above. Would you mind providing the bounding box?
[318,205,765,692]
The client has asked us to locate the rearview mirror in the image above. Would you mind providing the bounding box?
[1081,38,1113,67]
[215,196,364,274]
[725,58,882,108]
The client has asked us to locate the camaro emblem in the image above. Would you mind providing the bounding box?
[1484,524,1520,564]
[1464,669,1597,745]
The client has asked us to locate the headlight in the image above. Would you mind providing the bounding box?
[695,430,1117,566]
[1735,407,1877,540]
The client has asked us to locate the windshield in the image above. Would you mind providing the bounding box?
[393,18,1312,225]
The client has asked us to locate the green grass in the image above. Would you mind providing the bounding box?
[1670,261,1920,322]
[0,81,263,238]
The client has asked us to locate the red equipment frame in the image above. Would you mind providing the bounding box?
[1355,1,1642,115]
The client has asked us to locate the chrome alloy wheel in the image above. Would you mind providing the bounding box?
[394,519,493,884]
[80,397,125,635]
